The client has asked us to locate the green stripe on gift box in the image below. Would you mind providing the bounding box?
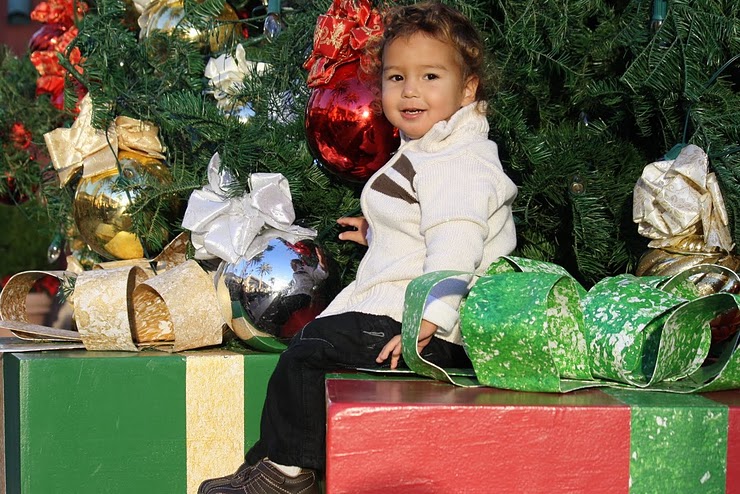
[3,353,18,494]
[5,351,187,494]
[2,349,280,494]
[605,389,728,493]
[244,352,282,451]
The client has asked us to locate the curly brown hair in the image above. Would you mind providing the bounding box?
[363,1,487,103]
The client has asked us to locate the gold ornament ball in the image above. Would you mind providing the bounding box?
[139,0,242,53]
[73,151,174,261]
[636,246,740,295]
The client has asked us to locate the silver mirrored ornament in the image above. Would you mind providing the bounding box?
[215,237,335,350]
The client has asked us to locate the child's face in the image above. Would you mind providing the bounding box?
[381,32,478,140]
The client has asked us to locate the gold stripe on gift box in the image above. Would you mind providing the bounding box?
[186,351,245,494]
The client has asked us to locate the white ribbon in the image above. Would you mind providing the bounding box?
[204,44,297,124]
[182,153,316,264]
[204,44,267,123]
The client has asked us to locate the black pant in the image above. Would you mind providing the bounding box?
[244,311,471,471]
[257,293,312,336]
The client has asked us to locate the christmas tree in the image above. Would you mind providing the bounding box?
[1,0,739,290]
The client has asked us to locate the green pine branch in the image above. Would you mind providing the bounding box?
[2,0,738,285]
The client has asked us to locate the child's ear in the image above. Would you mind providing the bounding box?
[462,76,479,105]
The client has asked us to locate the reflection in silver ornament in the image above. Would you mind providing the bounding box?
[215,237,335,351]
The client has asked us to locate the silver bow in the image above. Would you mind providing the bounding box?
[182,153,316,264]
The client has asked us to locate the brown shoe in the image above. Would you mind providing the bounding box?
[198,458,319,494]
[197,461,254,494]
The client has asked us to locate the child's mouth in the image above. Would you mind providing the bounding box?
[403,109,423,115]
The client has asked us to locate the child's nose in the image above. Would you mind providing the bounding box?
[402,81,418,97]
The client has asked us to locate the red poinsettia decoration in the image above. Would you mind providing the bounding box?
[28,0,88,110]
[10,122,32,150]
[29,0,87,25]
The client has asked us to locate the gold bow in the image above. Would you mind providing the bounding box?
[44,94,166,186]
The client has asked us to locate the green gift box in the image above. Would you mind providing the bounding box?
[1,348,279,494]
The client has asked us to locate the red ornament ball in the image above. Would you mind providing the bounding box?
[305,61,399,184]
[28,23,67,52]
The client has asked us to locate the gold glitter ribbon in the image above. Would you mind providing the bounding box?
[44,94,165,186]
[185,351,246,493]
[0,234,231,352]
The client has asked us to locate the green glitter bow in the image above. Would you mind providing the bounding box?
[401,257,740,393]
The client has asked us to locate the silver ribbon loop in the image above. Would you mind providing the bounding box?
[182,153,317,264]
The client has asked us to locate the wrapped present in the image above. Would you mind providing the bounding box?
[1,348,279,494]
[325,375,740,493]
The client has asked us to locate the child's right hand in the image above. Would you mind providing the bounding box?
[337,216,369,246]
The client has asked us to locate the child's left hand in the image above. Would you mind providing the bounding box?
[337,216,369,245]
[376,319,438,369]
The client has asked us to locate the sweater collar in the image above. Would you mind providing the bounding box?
[399,101,489,152]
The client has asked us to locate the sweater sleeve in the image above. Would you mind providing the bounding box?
[414,154,506,334]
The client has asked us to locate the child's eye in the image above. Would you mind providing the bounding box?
[424,73,439,80]
[387,74,403,82]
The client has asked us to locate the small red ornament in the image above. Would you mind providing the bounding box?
[1,123,38,205]
[305,61,399,184]
[0,174,30,206]
[10,123,33,150]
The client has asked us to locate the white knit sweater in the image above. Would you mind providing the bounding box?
[319,102,518,344]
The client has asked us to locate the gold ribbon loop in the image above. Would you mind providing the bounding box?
[1,234,227,352]
[0,270,79,341]
[74,266,144,351]
[131,260,227,352]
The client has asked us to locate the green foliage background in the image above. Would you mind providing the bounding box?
[0,205,56,276]
[1,0,738,288]
[0,47,71,274]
